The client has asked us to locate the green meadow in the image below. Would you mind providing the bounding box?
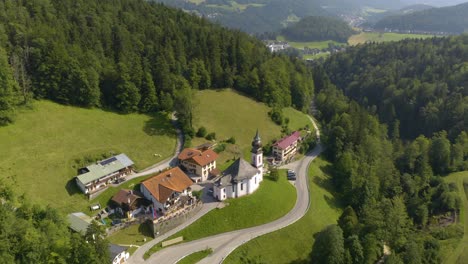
[0,101,176,214]
[225,158,342,263]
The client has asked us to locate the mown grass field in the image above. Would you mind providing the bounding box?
[0,101,176,214]
[177,248,213,264]
[145,173,296,259]
[443,171,468,264]
[167,173,295,241]
[225,158,342,263]
[191,89,313,163]
[277,35,344,49]
[348,32,435,45]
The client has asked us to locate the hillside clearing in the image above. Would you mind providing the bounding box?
[191,89,313,162]
[224,158,342,263]
[348,32,435,45]
[277,35,344,49]
[0,101,176,214]
[443,171,468,264]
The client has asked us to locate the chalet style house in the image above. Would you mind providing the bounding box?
[140,167,194,214]
[178,147,218,182]
[214,131,263,200]
[272,131,301,162]
[75,154,134,194]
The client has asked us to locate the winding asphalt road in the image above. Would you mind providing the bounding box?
[128,115,322,264]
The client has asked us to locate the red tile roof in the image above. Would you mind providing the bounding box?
[141,167,193,203]
[178,148,202,161]
[190,149,218,166]
[273,131,301,150]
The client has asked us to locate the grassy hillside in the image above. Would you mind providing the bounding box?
[145,173,296,259]
[443,171,468,264]
[225,158,342,263]
[0,101,176,213]
[192,89,313,162]
[348,32,435,45]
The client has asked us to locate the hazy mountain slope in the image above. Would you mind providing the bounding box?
[374,2,468,33]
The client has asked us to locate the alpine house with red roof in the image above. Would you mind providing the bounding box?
[140,167,194,213]
[178,147,218,182]
[272,131,302,162]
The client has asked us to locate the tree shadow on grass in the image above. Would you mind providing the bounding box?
[139,222,154,238]
[314,165,342,210]
[143,112,176,137]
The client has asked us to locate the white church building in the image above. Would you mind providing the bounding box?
[214,131,264,201]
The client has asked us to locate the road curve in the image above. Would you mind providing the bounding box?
[130,116,323,264]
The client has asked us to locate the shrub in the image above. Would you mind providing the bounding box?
[269,108,283,125]
[214,143,226,153]
[270,168,279,182]
[226,136,236,144]
[196,127,207,137]
[206,132,216,140]
[192,190,202,200]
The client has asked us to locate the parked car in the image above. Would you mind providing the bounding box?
[287,170,296,180]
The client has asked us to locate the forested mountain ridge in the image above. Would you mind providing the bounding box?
[310,36,468,263]
[0,0,314,131]
[282,16,357,42]
[154,0,330,34]
[322,35,468,141]
[373,2,468,33]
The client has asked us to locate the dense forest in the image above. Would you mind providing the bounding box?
[282,16,356,42]
[312,70,467,264]
[0,0,314,134]
[373,2,468,33]
[0,180,109,263]
[309,35,468,263]
[323,35,467,141]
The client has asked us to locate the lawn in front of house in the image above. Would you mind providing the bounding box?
[144,172,296,259]
[0,100,176,214]
[167,172,295,241]
[108,222,154,255]
[224,158,342,263]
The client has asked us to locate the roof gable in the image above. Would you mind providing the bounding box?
[190,149,218,166]
[218,158,258,186]
[141,167,193,203]
[178,148,202,161]
[111,189,143,206]
[273,131,301,150]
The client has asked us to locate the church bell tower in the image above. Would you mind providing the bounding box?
[251,129,263,172]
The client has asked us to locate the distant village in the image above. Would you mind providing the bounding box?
[67,130,304,263]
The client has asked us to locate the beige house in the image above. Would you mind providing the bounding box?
[272,131,301,162]
[178,148,218,182]
[140,167,194,214]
